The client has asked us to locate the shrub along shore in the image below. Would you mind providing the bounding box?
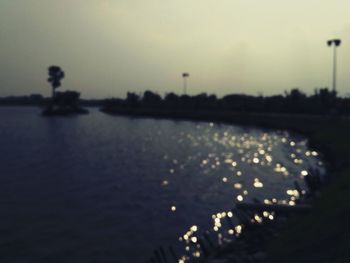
[102,107,350,263]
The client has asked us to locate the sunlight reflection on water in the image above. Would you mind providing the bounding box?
[156,122,324,262]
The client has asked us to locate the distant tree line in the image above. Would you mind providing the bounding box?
[3,88,350,115]
[103,88,350,115]
[0,94,47,106]
[0,94,103,107]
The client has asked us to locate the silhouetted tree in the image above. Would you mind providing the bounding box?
[283,89,307,113]
[47,66,65,99]
[310,87,337,114]
[126,92,140,107]
[222,94,255,111]
[164,92,180,109]
[101,88,350,116]
[54,91,80,109]
[142,91,162,107]
[191,93,218,110]
[288,88,306,101]
[263,95,284,113]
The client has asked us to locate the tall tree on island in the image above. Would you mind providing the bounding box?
[47,66,65,99]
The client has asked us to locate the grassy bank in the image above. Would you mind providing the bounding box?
[102,108,350,262]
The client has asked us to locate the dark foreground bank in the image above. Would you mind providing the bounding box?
[102,108,350,263]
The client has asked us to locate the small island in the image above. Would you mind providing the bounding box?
[42,65,88,116]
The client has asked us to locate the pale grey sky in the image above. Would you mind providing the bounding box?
[1,0,349,98]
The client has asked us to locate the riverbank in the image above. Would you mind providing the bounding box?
[102,108,350,263]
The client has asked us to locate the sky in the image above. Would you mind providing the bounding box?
[1,0,350,98]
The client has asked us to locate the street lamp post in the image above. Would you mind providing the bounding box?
[182,73,190,95]
[327,39,341,93]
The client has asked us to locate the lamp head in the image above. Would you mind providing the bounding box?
[334,39,341,46]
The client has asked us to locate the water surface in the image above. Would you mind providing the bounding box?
[0,107,324,263]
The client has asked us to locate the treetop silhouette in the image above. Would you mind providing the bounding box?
[47,66,65,98]
[43,65,88,116]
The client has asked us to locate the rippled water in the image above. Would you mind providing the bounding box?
[0,107,324,263]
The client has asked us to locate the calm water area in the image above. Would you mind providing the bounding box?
[0,107,324,263]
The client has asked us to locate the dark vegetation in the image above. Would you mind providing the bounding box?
[0,94,47,106]
[43,65,88,115]
[3,88,350,116]
[102,88,350,116]
[0,95,103,107]
[42,90,88,115]
[47,65,65,99]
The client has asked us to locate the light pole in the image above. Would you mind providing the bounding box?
[182,73,190,95]
[327,39,341,93]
